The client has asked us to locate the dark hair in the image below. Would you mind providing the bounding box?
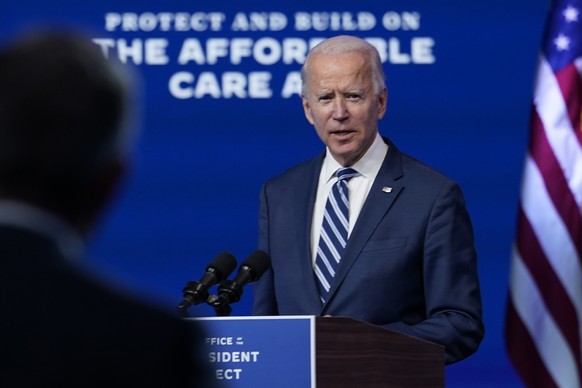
[0,30,131,207]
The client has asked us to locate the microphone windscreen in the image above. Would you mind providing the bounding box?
[240,250,271,281]
[207,252,237,282]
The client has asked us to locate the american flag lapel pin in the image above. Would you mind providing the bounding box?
[382,187,393,193]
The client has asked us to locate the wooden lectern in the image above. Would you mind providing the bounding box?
[315,316,444,387]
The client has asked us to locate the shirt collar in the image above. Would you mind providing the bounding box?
[322,133,389,182]
[0,200,84,260]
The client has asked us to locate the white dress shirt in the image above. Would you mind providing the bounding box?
[310,133,389,264]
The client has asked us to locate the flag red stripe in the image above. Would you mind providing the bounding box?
[554,63,582,139]
[505,300,558,388]
[516,208,582,373]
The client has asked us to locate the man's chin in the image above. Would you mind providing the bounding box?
[329,146,362,166]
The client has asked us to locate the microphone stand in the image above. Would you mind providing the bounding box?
[177,280,209,317]
[207,294,232,317]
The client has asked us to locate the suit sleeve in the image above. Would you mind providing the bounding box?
[251,182,279,315]
[383,182,484,364]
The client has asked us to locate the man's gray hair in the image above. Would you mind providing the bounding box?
[300,35,386,96]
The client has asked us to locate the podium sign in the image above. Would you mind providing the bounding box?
[192,316,316,387]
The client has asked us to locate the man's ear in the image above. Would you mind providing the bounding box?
[377,87,388,120]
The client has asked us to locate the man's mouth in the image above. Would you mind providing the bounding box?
[331,130,354,137]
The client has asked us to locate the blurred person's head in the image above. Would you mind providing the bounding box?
[0,29,135,235]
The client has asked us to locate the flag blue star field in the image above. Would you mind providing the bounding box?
[505,0,582,387]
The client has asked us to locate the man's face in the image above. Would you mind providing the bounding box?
[302,51,387,167]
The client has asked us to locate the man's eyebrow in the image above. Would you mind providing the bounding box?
[314,90,333,97]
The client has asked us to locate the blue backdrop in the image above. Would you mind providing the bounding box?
[0,1,551,386]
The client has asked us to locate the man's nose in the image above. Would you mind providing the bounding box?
[332,98,348,121]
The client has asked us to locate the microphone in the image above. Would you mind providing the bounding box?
[177,252,237,314]
[209,250,271,308]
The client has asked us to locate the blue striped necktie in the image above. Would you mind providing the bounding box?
[314,167,358,304]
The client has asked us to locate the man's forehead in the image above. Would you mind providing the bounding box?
[309,68,371,90]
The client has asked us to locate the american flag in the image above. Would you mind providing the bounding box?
[505,0,582,387]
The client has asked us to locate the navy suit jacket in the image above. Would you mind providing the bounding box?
[252,137,484,364]
[0,225,212,387]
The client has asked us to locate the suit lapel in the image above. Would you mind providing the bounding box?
[294,154,326,309]
[324,139,404,309]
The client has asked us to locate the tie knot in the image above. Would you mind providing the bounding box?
[337,167,358,182]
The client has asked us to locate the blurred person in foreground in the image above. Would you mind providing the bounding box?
[252,35,484,364]
[0,30,211,387]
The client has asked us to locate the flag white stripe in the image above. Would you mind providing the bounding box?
[510,246,580,388]
[521,155,582,318]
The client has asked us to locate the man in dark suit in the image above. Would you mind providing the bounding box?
[0,30,211,386]
[252,35,484,364]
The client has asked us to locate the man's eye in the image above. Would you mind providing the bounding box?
[347,94,362,101]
